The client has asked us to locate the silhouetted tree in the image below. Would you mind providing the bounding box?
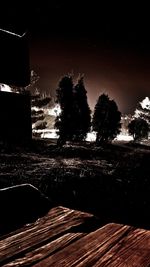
[73,77,91,141]
[92,94,121,145]
[55,75,74,145]
[128,118,149,141]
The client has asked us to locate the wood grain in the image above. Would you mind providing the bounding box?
[33,223,130,267]
[1,206,150,267]
[0,206,93,266]
[93,228,150,267]
[3,233,86,267]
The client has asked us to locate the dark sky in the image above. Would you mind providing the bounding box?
[1,2,150,113]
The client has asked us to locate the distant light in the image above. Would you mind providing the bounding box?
[140,97,150,109]
[32,105,134,142]
[47,104,61,116]
[41,129,58,139]
[31,107,43,112]
[116,134,133,141]
[33,128,134,142]
[33,129,58,139]
[0,84,12,92]
[86,132,96,142]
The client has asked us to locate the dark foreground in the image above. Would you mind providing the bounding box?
[1,206,150,267]
[0,138,150,229]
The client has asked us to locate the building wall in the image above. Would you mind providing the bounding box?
[0,91,32,144]
[0,30,30,87]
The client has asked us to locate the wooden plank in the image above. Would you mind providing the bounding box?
[33,223,131,267]
[3,205,150,267]
[0,206,93,265]
[92,227,150,267]
[3,233,86,267]
[0,205,64,241]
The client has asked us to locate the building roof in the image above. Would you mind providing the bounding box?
[0,28,30,87]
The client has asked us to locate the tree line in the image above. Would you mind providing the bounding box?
[54,75,150,146]
[28,71,150,144]
[55,75,121,146]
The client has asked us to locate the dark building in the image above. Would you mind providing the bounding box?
[0,29,30,87]
[0,91,32,144]
[0,29,32,144]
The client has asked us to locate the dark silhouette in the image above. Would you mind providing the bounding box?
[55,75,91,145]
[0,29,31,145]
[55,75,74,145]
[92,94,121,145]
[0,184,52,236]
[0,29,30,87]
[128,118,149,141]
[73,77,91,141]
[0,91,32,144]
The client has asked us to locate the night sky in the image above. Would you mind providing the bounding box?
[1,2,150,113]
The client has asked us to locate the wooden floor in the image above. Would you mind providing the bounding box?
[0,206,150,266]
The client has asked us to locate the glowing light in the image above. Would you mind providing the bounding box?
[116,134,133,141]
[31,106,43,112]
[33,129,58,139]
[0,84,12,92]
[86,132,96,142]
[47,104,61,116]
[140,97,150,110]
[31,104,61,116]
[34,128,133,142]
[41,129,58,139]
[32,104,134,142]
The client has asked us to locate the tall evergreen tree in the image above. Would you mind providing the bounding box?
[92,94,121,145]
[55,75,74,145]
[73,77,91,141]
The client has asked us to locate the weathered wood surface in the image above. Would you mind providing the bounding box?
[0,206,96,266]
[0,206,150,266]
